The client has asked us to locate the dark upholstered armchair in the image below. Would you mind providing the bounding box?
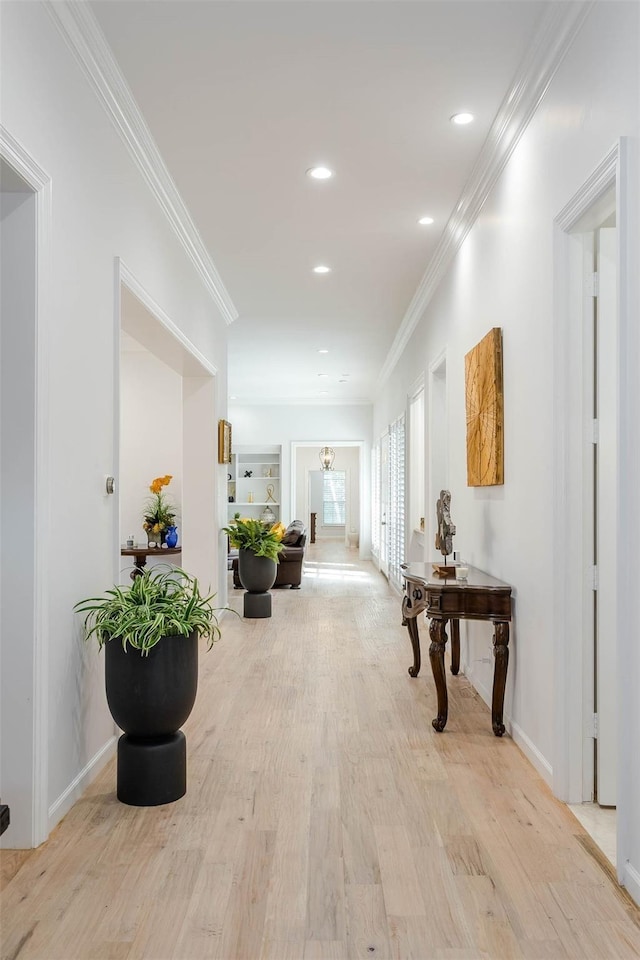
[233,520,307,590]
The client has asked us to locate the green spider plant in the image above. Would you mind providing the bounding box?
[75,566,227,655]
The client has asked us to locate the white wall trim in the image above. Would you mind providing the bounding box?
[48,736,117,830]
[552,139,640,905]
[377,1,593,389]
[555,144,618,230]
[118,260,218,377]
[622,862,640,909]
[510,719,554,788]
[428,348,447,379]
[551,144,619,805]
[408,372,425,402]
[0,124,52,846]
[46,2,238,327]
[614,137,639,897]
[463,662,553,787]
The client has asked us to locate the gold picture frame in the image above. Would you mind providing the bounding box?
[464,328,504,486]
[218,420,232,464]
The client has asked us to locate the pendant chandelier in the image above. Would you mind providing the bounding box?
[319,446,335,471]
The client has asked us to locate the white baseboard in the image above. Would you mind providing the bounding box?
[509,718,553,787]
[622,860,640,908]
[462,659,553,787]
[48,735,117,832]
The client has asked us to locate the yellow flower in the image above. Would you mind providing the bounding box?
[149,475,173,494]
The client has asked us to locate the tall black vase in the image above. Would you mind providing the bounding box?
[105,632,198,806]
[237,548,277,618]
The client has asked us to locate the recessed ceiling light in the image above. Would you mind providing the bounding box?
[313,265,331,274]
[307,166,334,180]
[318,349,329,354]
[318,373,329,378]
[338,379,348,383]
[418,216,434,225]
[451,112,474,125]
[319,391,329,396]
[229,396,237,400]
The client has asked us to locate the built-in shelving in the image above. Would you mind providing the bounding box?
[227,444,281,523]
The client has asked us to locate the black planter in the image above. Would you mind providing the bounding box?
[105,632,198,806]
[237,548,277,618]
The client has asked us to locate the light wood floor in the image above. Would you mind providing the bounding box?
[2,542,639,960]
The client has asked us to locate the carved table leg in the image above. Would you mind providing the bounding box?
[450,619,460,675]
[491,621,509,737]
[406,615,421,678]
[428,618,449,732]
[130,556,147,580]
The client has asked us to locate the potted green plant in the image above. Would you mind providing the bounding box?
[75,566,225,806]
[223,514,284,618]
[143,474,177,546]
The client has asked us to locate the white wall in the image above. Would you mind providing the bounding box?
[229,403,372,552]
[373,0,639,899]
[120,348,183,546]
[1,2,229,841]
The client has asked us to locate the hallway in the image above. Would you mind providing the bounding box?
[2,543,639,960]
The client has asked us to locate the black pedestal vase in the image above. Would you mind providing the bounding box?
[238,548,277,618]
[105,632,198,806]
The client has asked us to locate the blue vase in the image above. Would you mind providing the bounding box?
[165,525,178,548]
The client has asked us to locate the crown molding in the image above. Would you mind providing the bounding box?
[377,0,594,388]
[229,397,372,407]
[46,1,238,326]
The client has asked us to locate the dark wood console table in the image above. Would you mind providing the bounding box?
[401,562,512,737]
[120,545,181,579]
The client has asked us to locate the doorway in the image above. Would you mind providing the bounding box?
[116,263,221,599]
[428,351,448,554]
[553,145,627,877]
[563,213,618,865]
[291,442,365,556]
[0,143,51,849]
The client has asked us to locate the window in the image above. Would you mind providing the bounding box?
[323,470,346,525]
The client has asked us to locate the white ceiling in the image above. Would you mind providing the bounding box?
[91,1,550,403]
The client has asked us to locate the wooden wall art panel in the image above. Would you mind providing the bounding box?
[464,327,504,486]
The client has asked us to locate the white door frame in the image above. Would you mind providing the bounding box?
[0,126,52,847]
[115,260,222,598]
[552,139,635,889]
[428,349,448,558]
[407,376,426,559]
[290,441,367,558]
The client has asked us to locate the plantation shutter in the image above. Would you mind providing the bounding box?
[388,414,406,588]
[371,444,380,557]
[323,470,346,525]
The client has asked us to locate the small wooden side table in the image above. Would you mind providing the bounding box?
[120,545,182,579]
[401,562,513,736]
